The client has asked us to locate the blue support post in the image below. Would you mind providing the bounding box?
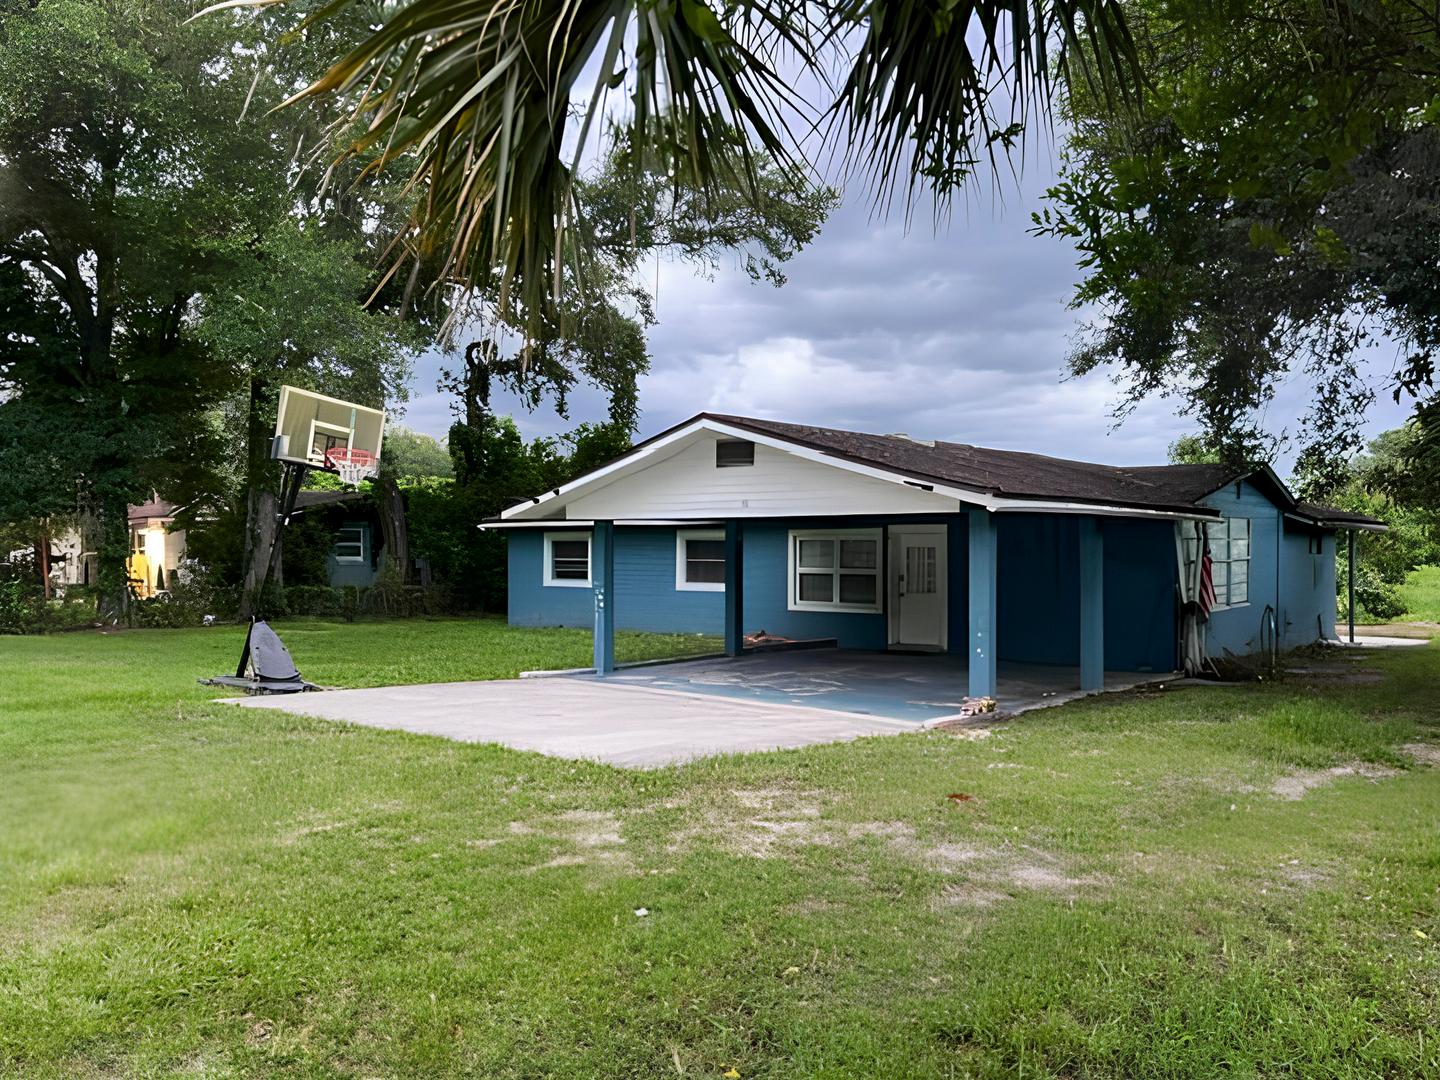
[724,520,744,657]
[592,521,615,675]
[1078,516,1104,692]
[967,507,998,699]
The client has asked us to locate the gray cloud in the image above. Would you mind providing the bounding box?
[402,167,1412,472]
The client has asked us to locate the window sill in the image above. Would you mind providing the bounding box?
[788,602,882,616]
[544,579,592,588]
[1213,601,1250,612]
[676,581,725,593]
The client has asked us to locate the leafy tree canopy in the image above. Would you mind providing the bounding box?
[1035,0,1440,487]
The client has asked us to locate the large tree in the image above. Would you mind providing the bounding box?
[1033,0,1440,483]
[0,0,299,610]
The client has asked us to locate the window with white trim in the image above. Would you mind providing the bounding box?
[333,524,366,563]
[788,529,882,613]
[1194,516,1250,607]
[676,529,726,591]
[543,531,591,587]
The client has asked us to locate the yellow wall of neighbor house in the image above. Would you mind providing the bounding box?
[126,519,185,596]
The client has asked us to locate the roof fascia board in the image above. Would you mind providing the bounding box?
[480,519,724,530]
[993,502,1217,522]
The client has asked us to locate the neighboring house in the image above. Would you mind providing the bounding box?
[125,497,187,596]
[18,492,383,594]
[491,413,1385,699]
[291,490,383,588]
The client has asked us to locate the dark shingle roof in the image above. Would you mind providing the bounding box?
[295,490,367,510]
[699,414,1386,528]
[704,414,1235,515]
[1295,502,1387,529]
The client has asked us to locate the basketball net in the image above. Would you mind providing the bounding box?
[325,446,378,487]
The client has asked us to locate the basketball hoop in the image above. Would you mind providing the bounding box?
[325,446,377,486]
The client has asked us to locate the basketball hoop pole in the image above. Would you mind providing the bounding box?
[248,458,308,638]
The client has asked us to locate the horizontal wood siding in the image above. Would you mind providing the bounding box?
[613,528,724,634]
[506,529,724,633]
[564,435,955,520]
[506,532,592,627]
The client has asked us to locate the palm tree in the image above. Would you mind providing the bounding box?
[244,0,1137,325]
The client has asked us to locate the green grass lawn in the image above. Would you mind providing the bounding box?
[2,618,1438,1078]
[1398,565,1440,623]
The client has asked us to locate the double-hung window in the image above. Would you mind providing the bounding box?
[788,529,882,613]
[676,529,726,591]
[1206,516,1251,607]
[543,532,591,587]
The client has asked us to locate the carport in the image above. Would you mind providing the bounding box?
[603,648,1164,722]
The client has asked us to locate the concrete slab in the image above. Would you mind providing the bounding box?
[224,678,915,768]
[602,649,1168,723]
[1336,635,1432,649]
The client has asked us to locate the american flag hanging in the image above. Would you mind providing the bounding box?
[1197,550,1217,619]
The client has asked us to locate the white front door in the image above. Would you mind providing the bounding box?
[889,525,947,650]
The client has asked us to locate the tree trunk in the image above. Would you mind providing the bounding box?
[376,472,410,584]
[95,491,131,623]
[238,375,280,618]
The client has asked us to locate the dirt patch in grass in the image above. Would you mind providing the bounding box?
[1269,762,1400,800]
[1402,742,1440,767]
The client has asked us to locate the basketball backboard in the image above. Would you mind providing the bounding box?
[272,385,386,472]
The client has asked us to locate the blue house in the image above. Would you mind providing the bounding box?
[493,414,1384,700]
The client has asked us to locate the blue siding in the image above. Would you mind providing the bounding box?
[740,519,893,650]
[327,522,377,588]
[1199,479,1281,657]
[614,528,724,634]
[1103,519,1179,672]
[506,531,593,627]
[995,515,1176,672]
[1199,479,1340,657]
[507,528,725,633]
[1279,523,1336,648]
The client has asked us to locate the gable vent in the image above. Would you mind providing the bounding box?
[715,439,755,468]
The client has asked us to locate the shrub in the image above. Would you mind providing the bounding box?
[285,585,344,617]
[0,578,39,633]
[1355,565,1407,621]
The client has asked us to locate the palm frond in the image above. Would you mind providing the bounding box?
[249,0,1139,332]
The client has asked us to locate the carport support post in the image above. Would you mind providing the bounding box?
[724,520,744,656]
[1347,529,1356,644]
[592,521,615,675]
[967,507,998,699]
[1079,516,1105,692]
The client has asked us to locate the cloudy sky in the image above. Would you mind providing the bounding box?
[398,163,1413,474]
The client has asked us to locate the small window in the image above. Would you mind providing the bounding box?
[788,529,882,613]
[334,524,366,563]
[715,440,755,468]
[676,529,726,591]
[543,531,591,587]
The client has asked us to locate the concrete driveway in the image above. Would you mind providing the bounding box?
[227,677,916,768]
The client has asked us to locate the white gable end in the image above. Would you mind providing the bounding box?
[558,432,959,520]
